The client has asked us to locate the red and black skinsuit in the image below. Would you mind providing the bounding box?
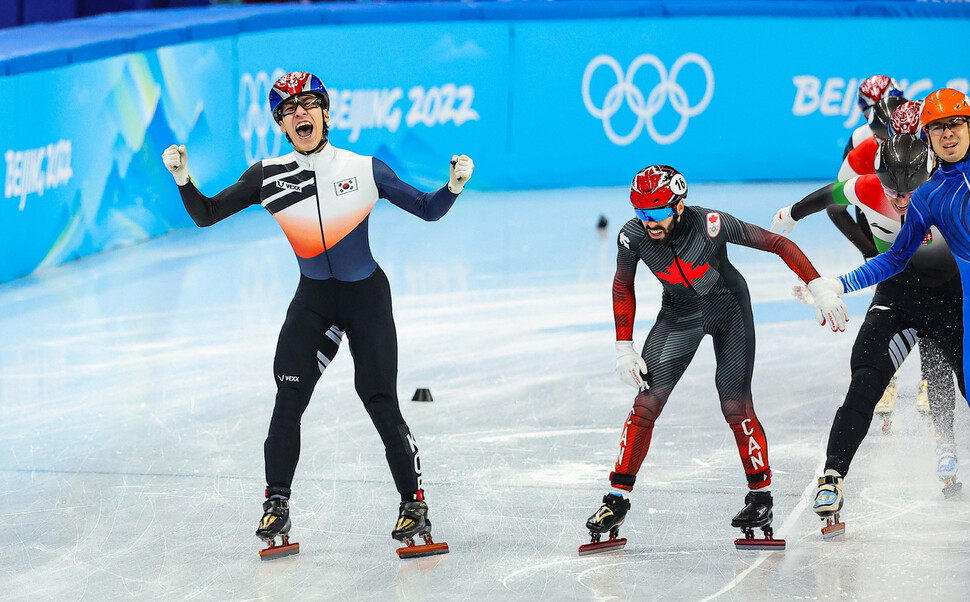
[609,206,821,492]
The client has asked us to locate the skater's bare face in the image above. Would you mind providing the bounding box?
[279,94,329,153]
[927,116,970,163]
[640,202,683,243]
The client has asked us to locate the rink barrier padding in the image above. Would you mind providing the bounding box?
[3,0,970,283]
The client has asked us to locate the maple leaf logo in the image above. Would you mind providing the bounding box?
[655,258,709,286]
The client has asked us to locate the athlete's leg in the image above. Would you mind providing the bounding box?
[825,304,915,476]
[708,294,770,488]
[264,281,343,497]
[921,339,957,448]
[610,307,705,492]
[339,267,423,500]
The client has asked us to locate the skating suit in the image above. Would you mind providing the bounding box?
[792,175,962,476]
[609,206,821,491]
[840,158,970,401]
[177,143,458,500]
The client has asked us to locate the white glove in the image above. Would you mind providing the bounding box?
[162,144,189,186]
[770,205,798,235]
[791,281,813,306]
[807,277,849,332]
[448,154,474,193]
[615,341,648,390]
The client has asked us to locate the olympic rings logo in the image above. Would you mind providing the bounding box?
[238,69,287,164]
[581,53,714,146]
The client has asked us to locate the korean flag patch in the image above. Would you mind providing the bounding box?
[706,212,721,238]
[334,177,358,196]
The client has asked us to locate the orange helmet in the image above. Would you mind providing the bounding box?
[920,88,970,129]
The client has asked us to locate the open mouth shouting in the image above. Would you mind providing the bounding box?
[294,120,314,140]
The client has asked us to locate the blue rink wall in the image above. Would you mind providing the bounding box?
[2,1,970,283]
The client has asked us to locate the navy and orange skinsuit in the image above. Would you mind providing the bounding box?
[177,143,459,502]
[610,206,820,492]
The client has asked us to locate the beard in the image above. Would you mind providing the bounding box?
[646,218,676,245]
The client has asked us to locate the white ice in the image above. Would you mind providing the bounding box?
[2,183,969,600]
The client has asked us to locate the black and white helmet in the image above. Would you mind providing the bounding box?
[874,133,933,193]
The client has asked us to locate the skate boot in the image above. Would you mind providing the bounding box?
[937,447,962,499]
[579,493,630,555]
[813,475,845,539]
[732,491,785,550]
[917,379,930,417]
[392,500,449,559]
[874,375,898,434]
[256,496,299,560]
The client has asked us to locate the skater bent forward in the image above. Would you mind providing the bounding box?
[581,165,846,554]
[161,71,474,558]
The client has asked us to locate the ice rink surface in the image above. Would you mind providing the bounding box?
[2,182,969,601]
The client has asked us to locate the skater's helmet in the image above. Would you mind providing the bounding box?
[269,71,330,123]
[867,95,908,141]
[920,88,970,130]
[630,165,687,222]
[889,100,925,138]
[857,75,903,114]
[874,133,933,194]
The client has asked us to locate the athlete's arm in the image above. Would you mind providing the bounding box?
[723,212,821,283]
[373,158,459,221]
[791,180,878,259]
[839,206,929,292]
[178,162,262,227]
[613,236,639,341]
[790,183,838,219]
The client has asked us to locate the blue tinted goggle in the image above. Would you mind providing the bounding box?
[634,205,676,222]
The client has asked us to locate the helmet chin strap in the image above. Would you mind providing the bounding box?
[297,137,329,156]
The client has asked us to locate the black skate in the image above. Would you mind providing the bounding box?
[813,475,845,539]
[579,493,630,555]
[732,491,785,550]
[256,497,299,560]
[392,500,449,559]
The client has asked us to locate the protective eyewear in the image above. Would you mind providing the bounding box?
[926,116,968,136]
[634,205,677,222]
[881,185,914,200]
[279,94,324,117]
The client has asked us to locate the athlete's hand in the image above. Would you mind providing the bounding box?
[791,281,813,306]
[770,205,797,235]
[448,154,474,193]
[162,144,189,186]
[615,341,648,390]
[807,277,848,332]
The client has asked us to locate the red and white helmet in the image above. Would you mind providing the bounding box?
[630,165,688,209]
[269,71,329,122]
[630,165,688,222]
[857,75,903,113]
[889,100,924,136]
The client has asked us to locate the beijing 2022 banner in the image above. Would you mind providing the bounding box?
[3,14,970,283]
[507,17,970,188]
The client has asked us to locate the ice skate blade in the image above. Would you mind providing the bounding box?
[259,541,300,560]
[578,538,627,556]
[734,537,786,551]
[396,541,449,559]
[821,521,845,539]
[943,480,963,499]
